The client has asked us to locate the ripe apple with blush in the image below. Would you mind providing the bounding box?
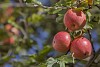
[64,9,86,32]
[5,6,14,16]
[5,24,12,32]
[11,27,19,35]
[52,31,71,52]
[70,37,92,60]
[5,24,19,35]
[3,37,15,45]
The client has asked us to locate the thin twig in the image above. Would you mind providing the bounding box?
[0,3,70,9]
[19,0,23,6]
[87,30,95,54]
[86,29,95,67]
[86,48,100,67]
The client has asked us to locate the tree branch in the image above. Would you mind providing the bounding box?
[0,3,70,9]
[86,48,100,67]
[87,30,95,54]
[86,29,96,67]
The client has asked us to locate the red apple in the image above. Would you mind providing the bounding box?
[5,6,14,16]
[3,37,15,45]
[64,9,86,32]
[5,24,19,35]
[52,31,71,52]
[70,37,92,60]
[11,27,19,35]
[5,24,12,31]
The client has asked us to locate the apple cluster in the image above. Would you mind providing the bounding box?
[52,9,93,60]
[1,24,20,45]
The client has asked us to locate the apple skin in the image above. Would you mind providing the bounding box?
[5,24,12,31]
[5,7,14,16]
[5,24,19,35]
[3,37,15,45]
[11,27,19,35]
[64,9,86,32]
[70,37,92,60]
[52,31,71,52]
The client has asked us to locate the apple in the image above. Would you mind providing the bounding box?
[52,31,71,52]
[11,27,19,35]
[5,24,12,31]
[3,37,15,45]
[5,24,19,35]
[5,6,14,16]
[70,37,92,60]
[64,9,86,32]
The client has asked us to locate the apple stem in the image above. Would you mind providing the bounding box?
[72,53,75,63]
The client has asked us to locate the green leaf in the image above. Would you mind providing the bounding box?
[53,9,62,14]
[59,61,65,67]
[32,0,42,5]
[24,0,32,2]
[47,57,57,67]
[56,16,63,23]
[31,14,44,23]
[35,46,52,62]
[38,46,52,56]
[58,55,73,63]
[56,14,64,23]
[86,11,92,22]
[39,63,47,67]
[84,22,93,29]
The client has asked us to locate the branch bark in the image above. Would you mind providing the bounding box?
[86,29,98,67]
[86,48,100,67]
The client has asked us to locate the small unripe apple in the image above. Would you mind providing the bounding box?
[52,31,71,52]
[3,37,15,45]
[64,9,86,32]
[70,37,92,60]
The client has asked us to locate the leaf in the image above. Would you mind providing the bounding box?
[45,55,73,67]
[88,0,93,5]
[59,61,65,67]
[74,7,85,11]
[31,14,44,23]
[56,16,63,23]
[24,0,32,3]
[47,57,57,67]
[94,0,100,5]
[86,11,92,22]
[32,0,42,5]
[58,55,73,63]
[84,22,93,29]
[56,14,64,23]
[38,63,47,67]
[38,46,52,56]
[53,9,62,14]
[35,46,52,62]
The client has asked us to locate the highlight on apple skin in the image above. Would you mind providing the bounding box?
[52,31,71,52]
[64,9,86,32]
[70,37,92,60]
